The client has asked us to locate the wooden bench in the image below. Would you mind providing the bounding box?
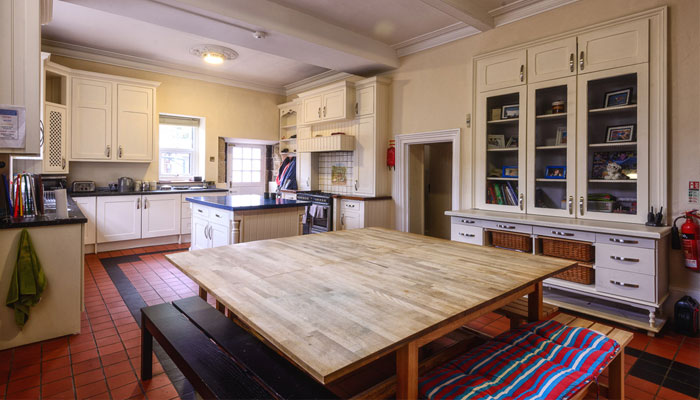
[496,297,559,329]
[141,296,338,399]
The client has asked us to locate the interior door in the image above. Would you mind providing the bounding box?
[527,37,577,83]
[302,95,322,124]
[72,78,112,160]
[353,117,375,195]
[322,88,345,120]
[141,194,181,238]
[117,84,152,161]
[96,195,141,242]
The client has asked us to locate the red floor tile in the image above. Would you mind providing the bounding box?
[625,375,659,395]
[101,350,129,366]
[109,381,143,399]
[74,369,105,388]
[656,386,697,400]
[71,358,102,376]
[7,385,40,400]
[624,385,656,400]
[41,376,74,397]
[71,348,99,365]
[645,340,678,359]
[41,365,72,385]
[75,379,109,400]
[103,360,132,378]
[106,370,137,390]
[145,384,179,400]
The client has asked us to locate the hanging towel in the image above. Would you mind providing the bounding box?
[6,229,47,328]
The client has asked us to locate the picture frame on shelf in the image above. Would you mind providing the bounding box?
[502,166,518,178]
[487,134,505,149]
[501,104,519,119]
[604,88,632,107]
[606,125,635,143]
[555,127,567,145]
[506,136,518,148]
[544,166,566,179]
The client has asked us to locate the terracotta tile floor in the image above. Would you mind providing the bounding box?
[1,244,699,400]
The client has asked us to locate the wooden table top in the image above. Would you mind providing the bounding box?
[165,228,575,384]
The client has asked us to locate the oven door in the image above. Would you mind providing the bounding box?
[309,204,331,234]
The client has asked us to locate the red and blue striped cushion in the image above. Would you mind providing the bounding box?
[419,319,621,400]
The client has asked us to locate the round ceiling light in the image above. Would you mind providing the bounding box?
[189,45,238,65]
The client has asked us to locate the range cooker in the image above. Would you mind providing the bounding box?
[295,191,333,234]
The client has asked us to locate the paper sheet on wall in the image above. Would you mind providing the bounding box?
[0,105,26,148]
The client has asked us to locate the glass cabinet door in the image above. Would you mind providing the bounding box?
[576,64,648,223]
[526,77,576,217]
[476,86,526,212]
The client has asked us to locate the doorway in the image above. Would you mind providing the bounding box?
[408,142,453,239]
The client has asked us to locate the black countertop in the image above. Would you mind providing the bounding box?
[0,197,87,230]
[186,195,311,212]
[69,188,228,197]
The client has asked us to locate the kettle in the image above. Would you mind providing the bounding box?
[118,177,134,192]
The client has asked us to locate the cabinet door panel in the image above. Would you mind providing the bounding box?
[74,196,96,245]
[528,37,577,82]
[141,194,180,238]
[302,95,322,124]
[476,49,527,92]
[356,86,374,116]
[353,117,375,196]
[322,88,345,120]
[43,104,68,173]
[578,19,649,73]
[191,216,209,250]
[72,78,112,160]
[117,85,152,161]
[96,195,141,242]
[341,211,363,230]
[209,222,230,248]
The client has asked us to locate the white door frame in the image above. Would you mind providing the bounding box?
[395,128,461,232]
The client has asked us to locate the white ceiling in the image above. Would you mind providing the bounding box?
[42,0,575,94]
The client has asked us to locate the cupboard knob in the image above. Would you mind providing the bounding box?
[579,51,585,71]
[568,196,573,215]
[579,196,584,215]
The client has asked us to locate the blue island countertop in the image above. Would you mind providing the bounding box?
[186,195,310,212]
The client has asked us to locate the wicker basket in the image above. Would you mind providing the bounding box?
[490,231,532,253]
[553,263,595,285]
[541,238,594,262]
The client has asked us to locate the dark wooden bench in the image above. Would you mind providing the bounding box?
[141,296,338,399]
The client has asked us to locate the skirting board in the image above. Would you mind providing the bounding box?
[84,235,185,253]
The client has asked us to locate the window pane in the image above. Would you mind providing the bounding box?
[243,159,252,171]
[233,147,243,158]
[159,125,195,150]
[242,147,251,159]
[252,171,261,182]
[233,159,243,170]
[251,148,261,159]
[160,152,192,177]
[232,170,242,182]
[242,171,252,182]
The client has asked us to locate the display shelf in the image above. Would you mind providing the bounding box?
[279,138,296,142]
[487,177,518,181]
[281,124,297,129]
[488,118,519,124]
[588,104,637,114]
[487,147,518,152]
[535,113,567,120]
[588,142,637,148]
[536,178,566,182]
[535,145,567,150]
[588,179,637,183]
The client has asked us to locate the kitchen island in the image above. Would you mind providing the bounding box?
[186,195,310,249]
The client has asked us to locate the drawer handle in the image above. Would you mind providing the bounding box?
[197,209,203,213]
[609,238,638,244]
[460,219,475,224]
[497,224,516,230]
[459,232,476,238]
[551,230,574,237]
[215,214,221,218]
[610,280,639,288]
[610,256,639,263]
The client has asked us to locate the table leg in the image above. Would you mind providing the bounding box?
[396,341,419,400]
[198,287,207,300]
[140,314,153,380]
[216,300,226,314]
[608,350,624,399]
[528,281,543,322]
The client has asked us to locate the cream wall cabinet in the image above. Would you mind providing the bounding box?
[0,0,41,154]
[43,104,69,173]
[355,85,375,117]
[475,49,527,92]
[577,19,649,74]
[302,95,323,124]
[71,77,113,160]
[353,117,376,196]
[116,84,153,161]
[96,195,142,243]
[141,194,181,238]
[73,196,96,245]
[299,81,355,125]
[527,37,577,83]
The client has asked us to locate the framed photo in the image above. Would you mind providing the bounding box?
[501,104,519,119]
[545,166,567,179]
[506,136,518,148]
[604,88,632,107]
[555,127,567,145]
[487,134,505,148]
[606,125,634,143]
[502,166,518,178]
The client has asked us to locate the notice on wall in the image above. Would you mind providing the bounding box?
[0,105,26,148]
[690,181,699,204]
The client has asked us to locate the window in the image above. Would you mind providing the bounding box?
[159,115,200,180]
[229,145,264,186]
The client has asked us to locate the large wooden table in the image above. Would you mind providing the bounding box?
[165,228,575,399]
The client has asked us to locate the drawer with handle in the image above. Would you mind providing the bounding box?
[533,226,594,242]
[595,234,655,249]
[595,243,655,275]
[210,209,232,224]
[482,220,532,235]
[451,224,483,245]
[595,267,655,303]
[341,200,363,211]
[192,204,209,218]
[451,216,482,227]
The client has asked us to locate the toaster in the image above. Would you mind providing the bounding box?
[72,181,96,193]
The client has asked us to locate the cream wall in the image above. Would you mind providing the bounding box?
[50,55,284,185]
[385,0,700,294]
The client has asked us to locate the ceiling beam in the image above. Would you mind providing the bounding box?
[419,0,494,32]
[60,0,399,74]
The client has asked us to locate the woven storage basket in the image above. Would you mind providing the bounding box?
[541,238,594,262]
[491,231,532,253]
[553,263,594,285]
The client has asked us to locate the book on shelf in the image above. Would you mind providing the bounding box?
[488,182,519,206]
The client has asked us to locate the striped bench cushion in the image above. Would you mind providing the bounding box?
[419,319,621,400]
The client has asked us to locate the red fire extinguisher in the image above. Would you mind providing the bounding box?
[674,210,700,272]
[387,139,395,170]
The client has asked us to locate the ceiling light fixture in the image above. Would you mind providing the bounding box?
[253,31,267,39]
[189,45,238,65]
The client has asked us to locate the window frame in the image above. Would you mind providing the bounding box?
[158,115,201,181]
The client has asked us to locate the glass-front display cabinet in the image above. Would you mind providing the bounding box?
[576,64,648,223]
[475,86,526,212]
[526,77,577,217]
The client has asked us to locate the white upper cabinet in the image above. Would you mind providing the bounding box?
[117,84,153,161]
[476,49,527,92]
[322,88,346,120]
[71,77,113,160]
[355,85,375,117]
[577,19,649,74]
[0,0,40,154]
[299,81,355,125]
[43,104,69,173]
[353,117,375,196]
[302,95,323,124]
[527,37,577,83]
